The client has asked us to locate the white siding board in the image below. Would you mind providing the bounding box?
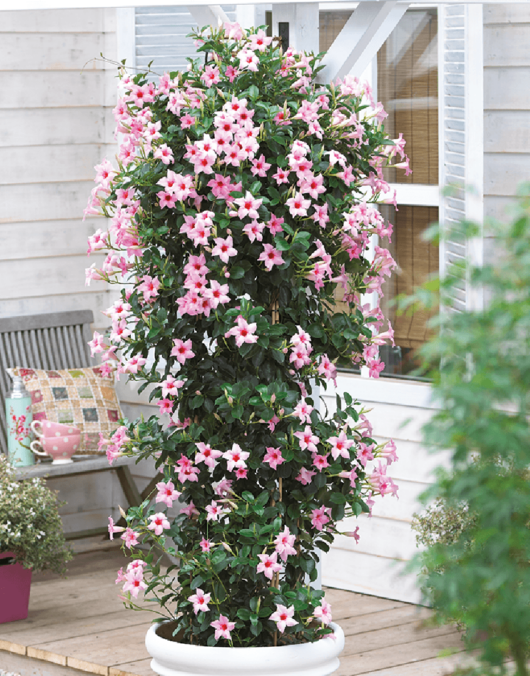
[484,153,530,195]
[0,145,108,186]
[1,33,106,71]
[484,67,530,109]
[0,220,97,260]
[0,9,106,32]
[485,111,530,152]
[0,108,113,148]
[484,5,530,25]
[484,25,530,66]
[0,291,111,321]
[484,195,518,221]
[0,72,105,109]
[322,547,421,604]
[333,516,418,561]
[0,182,100,223]
[0,255,105,300]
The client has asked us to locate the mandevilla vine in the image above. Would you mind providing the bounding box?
[86,22,406,648]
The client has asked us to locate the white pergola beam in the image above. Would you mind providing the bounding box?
[317,1,409,84]
[187,5,230,29]
[0,0,521,9]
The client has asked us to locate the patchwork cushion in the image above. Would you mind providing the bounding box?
[12,366,122,454]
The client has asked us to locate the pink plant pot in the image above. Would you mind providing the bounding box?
[0,551,32,623]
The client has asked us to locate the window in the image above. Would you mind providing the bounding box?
[321,7,440,379]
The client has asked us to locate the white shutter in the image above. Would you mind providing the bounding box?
[439,4,484,312]
[135,6,237,75]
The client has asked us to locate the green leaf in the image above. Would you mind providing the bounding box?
[274,238,291,252]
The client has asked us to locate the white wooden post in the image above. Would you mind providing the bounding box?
[271,3,320,54]
[317,1,409,83]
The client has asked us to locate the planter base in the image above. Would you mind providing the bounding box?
[0,551,32,624]
[146,622,344,676]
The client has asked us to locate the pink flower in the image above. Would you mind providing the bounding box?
[328,431,354,461]
[212,235,237,263]
[312,453,329,471]
[201,64,221,86]
[274,526,297,562]
[122,568,147,598]
[108,516,124,540]
[121,527,140,549]
[225,315,258,347]
[171,338,195,364]
[155,480,181,508]
[293,400,313,424]
[206,500,225,522]
[249,28,273,52]
[257,551,282,580]
[313,600,332,625]
[235,467,248,479]
[263,446,284,470]
[200,538,213,552]
[286,192,311,218]
[204,280,230,309]
[270,604,298,633]
[223,443,249,472]
[180,113,196,129]
[242,220,265,242]
[258,244,284,271]
[154,144,174,165]
[148,512,171,536]
[237,48,259,72]
[295,467,316,485]
[189,588,212,615]
[195,442,223,469]
[311,506,331,531]
[161,374,184,398]
[339,467,358,487]
[88,331,107,356]
[157,398,174,415]
[344,527,360,543]
[180,500,199,518]
[358,442,375,467]
[234,191,263,219]
[294,425,320,453]
[380,439,398,465]
[251,154,271,177]
[211,615,236,641]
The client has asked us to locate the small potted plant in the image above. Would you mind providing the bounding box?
[0,455,73,623]
[87,21,405,676]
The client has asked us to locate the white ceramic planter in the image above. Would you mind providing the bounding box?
[145,621,345,676]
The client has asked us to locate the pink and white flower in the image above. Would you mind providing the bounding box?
[274,526,297,562]
[171,338,195,364]
[155,480,181,508]
[257,551,282,580]
[188,588,211,615]
[211,615,236,641]
[148,512,171,536]
[269,604,298,633]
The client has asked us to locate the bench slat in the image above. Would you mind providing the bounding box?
[0,310,95,334]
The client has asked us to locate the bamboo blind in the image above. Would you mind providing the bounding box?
[377,9,438,185]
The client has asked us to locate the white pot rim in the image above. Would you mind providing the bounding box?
[146,620,345,676]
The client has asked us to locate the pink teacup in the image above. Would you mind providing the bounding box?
[30,433,81,465]
[31,419,80,438]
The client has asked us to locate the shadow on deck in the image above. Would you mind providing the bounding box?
[0,547,466,676]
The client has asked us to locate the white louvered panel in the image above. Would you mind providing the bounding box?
[135,5,237,74]
[440,4,467,313]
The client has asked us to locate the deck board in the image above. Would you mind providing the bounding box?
[0,547,468,676]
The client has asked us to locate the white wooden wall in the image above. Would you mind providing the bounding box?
[321,375,445,604]
[483,3,530,257]
[0,8,117,325]
[0,8,140,545]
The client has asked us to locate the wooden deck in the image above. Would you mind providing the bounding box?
[0,547,469,676]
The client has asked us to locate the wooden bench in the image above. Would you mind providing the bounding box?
[0,310,158,540]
